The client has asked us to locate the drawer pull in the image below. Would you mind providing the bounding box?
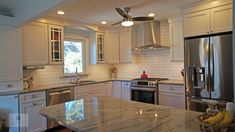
[32,95,38,98]
[32,102,39,106]
[7,84,14,88]
[170,87,174,90]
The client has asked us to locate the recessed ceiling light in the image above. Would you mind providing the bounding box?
[57,10,65,15]
[148,13,155,17]
[101,21,107,24]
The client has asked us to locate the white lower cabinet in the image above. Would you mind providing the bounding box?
[121,81,131,101]
[106,81,113,97]
[113,81,122,99]
[19,91,47,132]
[159,84,185,109]
[74,83,106,99]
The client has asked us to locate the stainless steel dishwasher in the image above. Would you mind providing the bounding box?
[47,87,74,129]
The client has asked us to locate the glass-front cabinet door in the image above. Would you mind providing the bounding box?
[96,33,105,63]
[49,25,64,64]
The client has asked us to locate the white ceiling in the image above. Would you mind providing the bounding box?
[47,0,201,27]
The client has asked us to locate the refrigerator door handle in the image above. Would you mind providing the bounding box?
[210,43,214,92]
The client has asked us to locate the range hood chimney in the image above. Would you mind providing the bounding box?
[132,20,169,51]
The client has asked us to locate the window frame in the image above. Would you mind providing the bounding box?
[63,37,87,76]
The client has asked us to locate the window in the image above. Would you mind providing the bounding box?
[64,39,86,75]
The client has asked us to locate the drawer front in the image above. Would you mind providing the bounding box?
[121,81,130,88]
[0,80,22,92]
[159,84,185,93]
[20,91,46,103]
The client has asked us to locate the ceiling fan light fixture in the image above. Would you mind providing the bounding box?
[121,20,134,27]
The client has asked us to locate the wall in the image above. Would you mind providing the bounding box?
[115,20,184,80]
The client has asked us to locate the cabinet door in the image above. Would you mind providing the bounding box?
[20,100,47,132]
[105,32,119,63]
[121,82,130,101]
[113,81,122,99]
[0,26,22,82]
[169,20,184,62]
[22,22,48,66]
[183,10,210,37]
[106,82,113,97]
[210,4,232,33]
[159,93,185,109]
[119,31,132,63]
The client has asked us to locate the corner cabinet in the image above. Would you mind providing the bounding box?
[90,32,106,64]
[48,25,64,64]
[22,22,48,66]
[168,17,184,62]
[0,26,23,92]
[183,4,232,37]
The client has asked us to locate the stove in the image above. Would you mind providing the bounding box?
[130,78,168,104]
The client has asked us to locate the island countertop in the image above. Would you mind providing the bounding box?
[40,97,202,132]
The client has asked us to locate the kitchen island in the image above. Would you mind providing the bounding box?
[40,97,202,132]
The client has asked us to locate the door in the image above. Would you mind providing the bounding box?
[105,32,119,63]
[183,10,210,37]
[185,37,210,99]
[210,4,232,33]
[119,31,132,63]
[22,22,48,66]
[20,100,47,132]
[210,33,233,101]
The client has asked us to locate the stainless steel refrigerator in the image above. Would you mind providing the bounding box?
[184,32,233,112]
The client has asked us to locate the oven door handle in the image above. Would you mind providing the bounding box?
[131,87,155,92]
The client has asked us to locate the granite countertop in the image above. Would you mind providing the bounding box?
[159,79,184,85]
[40,96,202,132]
[0,77,134,96]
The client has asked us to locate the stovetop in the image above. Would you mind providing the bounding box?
[132,78,168,81]
[131,78,168,88]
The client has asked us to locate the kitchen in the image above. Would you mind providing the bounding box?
[0,0,234,131]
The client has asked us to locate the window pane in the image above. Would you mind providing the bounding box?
[64,41,83,74]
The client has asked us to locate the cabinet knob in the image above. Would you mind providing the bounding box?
[211,31,213,33]
[207,32,209,34]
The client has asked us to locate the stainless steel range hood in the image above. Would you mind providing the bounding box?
[132,20,169,51]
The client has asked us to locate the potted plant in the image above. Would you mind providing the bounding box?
[110,67,117,78]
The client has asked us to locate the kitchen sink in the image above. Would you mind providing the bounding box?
[69,80,96,85]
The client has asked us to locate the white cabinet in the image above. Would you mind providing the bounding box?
[0,26,23,92]
[22,22,48,66]
[183,10,210,37]
[90,32,106,64]
[48,25,64,64]
[183,4,232,37]
[106,81,113,97]
[19,91,47,132]
[119,31,132,63]
[121,81,131,101]
[210,4,232,33]
[168,17,184,62]
[159,84,185,109]
[105,32,119,63]
[74,83,106,99]
[113,81,122,99]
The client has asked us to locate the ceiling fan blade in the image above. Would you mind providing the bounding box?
[111,21,122,26]
[115,8,127,18]
[133,17,154,21]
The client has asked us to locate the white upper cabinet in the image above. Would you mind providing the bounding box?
[0,26,22,83]
[183,10,210,37]
[90,32,106,64]
[48,25,64,64]
[105,32,120,63]
[22,22,48,66]
[168,17,184,62]
[183,2,232,37]
[119,30,132,63]
[210,4,232,33]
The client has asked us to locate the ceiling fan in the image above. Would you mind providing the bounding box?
[112,7,154,27]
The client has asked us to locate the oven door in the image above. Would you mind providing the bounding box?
[131,87,157,104]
